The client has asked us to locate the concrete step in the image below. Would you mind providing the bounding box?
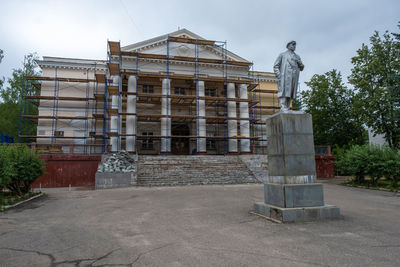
[136,155,262,186]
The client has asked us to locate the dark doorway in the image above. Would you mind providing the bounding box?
[171,123,190,155]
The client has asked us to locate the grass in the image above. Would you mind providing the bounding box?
[0,191,41,211]
[340,178,400,192]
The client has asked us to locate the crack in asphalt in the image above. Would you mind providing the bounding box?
[0,247,56,264]
[0,247,121,267]
[130,243,175,266]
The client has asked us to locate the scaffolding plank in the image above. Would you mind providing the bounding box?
[107,108,118,116]
[92,113,104,119]
[32,83,41,90]
[134,134,258,139]
[123,70,252,84]
[108,63,119,75]
[23,115,90,120]
[106,132,118,137]
[94,94,105,100]
[26,75,96,83]
[24,95,94,101]
[252,105,281,109]
[108,41,120,55]
[168,36,215,46]
[247,83,258,91]
[253,89,278,94]
[19,135,90,139]
[120,52,251,66]
[95,74,109,83]
[107,86,119,95]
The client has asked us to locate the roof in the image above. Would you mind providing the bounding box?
[121,28,250,63]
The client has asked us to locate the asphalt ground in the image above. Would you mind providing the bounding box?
[1,182,399,266]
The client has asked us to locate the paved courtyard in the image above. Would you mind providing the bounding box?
[1,182,400,266]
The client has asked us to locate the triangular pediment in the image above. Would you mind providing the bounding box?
[121,29,250,63]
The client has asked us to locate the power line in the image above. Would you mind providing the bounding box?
[119,0,142,37]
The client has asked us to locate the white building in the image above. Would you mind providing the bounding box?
[22,29,279,154]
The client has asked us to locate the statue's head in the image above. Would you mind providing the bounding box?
[286,41,296,51]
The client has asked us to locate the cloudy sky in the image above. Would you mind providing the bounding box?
[0,0,399,92]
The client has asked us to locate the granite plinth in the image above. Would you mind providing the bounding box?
[266,111,316,184]
[264,183,324,208]
[253,202,340,222]
[252,112,340,222]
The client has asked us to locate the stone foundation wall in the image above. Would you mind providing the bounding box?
[137,155,262,186]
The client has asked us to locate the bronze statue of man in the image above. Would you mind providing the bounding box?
[273,41,304,111]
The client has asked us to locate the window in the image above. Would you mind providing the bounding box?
[220,88,227,97]
[54,131,64,137]
[174,87,186,95]
[206,133,216,150]
[141,132,154,150]
[142,85,154,93]
[205,89,216,97]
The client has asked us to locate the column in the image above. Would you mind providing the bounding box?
[227,83,238,153]
[110,75,119,152]
[239,84,250,153]
[161,78,171,153]
[126,76,137,153]
[196,80,206,154]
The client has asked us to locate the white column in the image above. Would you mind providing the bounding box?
[227,83,238,153]
[126,76,137,152]
[239,84,250,153]
[110,75,119,152]
[197,80,206,153]
[161,78,171,153]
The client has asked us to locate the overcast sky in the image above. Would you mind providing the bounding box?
[0,0,399,92]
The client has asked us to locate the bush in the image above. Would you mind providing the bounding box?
[336,144,400,189]
[0,144,45,195]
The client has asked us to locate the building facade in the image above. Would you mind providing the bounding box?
[21,29,279,155]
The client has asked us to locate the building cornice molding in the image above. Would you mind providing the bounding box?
[122,56,249,71]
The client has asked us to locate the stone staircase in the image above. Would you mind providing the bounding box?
[137,155,262,186]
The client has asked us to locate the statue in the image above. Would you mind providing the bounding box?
[273,41,304,111]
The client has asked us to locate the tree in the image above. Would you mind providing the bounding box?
[0,49,4,93]
[0,53,41,140]
[302,70,367,148]
[349,28,400,149]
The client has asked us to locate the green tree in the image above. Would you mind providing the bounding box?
[302,70,367,148]
[0,53,41,140]
[0,49,4,94]
[349,28,400,149]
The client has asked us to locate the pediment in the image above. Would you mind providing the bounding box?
[121,29,250,63]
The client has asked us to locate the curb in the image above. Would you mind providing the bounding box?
[340,184,399,193]
[1,192,44,210]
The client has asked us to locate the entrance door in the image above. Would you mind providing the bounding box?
[171,123,190,155]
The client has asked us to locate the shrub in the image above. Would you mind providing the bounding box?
[336,144,400,189]
[335,145,370,183]
[381,148,400,189]
[0,144,45,195]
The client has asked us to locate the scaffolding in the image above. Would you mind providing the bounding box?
[18,35,280,155]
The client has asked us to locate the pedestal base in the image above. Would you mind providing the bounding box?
[253,202,340,223]
[264,183,324,208]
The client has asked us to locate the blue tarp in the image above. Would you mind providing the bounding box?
[0,133,14,144]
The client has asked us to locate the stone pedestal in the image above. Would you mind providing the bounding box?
[95,172,137,189]
[253,111,340,222]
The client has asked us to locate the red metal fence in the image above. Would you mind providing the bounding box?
[32,155,101,188]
